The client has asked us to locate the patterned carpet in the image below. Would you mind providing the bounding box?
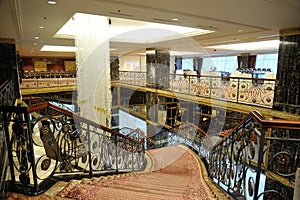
[7,145,231,200]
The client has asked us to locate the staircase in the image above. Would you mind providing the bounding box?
[7,145,230,199]
[2,100,300,200]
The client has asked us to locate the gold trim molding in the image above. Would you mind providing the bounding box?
[118,83,300,120]
[280,27,300,37]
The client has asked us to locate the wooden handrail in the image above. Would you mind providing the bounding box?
[27,101,50,113]
[26,102,145,144]
[212,110,300,147]
[153,121,213,147]
[0,79,10,90]
[185,121,213,147]
[251,110,300,130]
[120,127,146,138]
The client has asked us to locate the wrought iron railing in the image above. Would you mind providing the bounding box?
[119,127,145,142]
[0,79,18,107]
[0,102,146,195]
[0,79,20,198]
[208,111,300,200]
[148,122,213,157]
[119,71,276,108]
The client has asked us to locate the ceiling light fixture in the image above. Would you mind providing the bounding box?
[38,25,44,29]
[206,40,279,51]
[257,34,279,39]
[34,36,39,39]
[54,13,213,43]
[172,18,179,21]
[203,39,239,45]
[47,1,57,5]
[41,45,77,52]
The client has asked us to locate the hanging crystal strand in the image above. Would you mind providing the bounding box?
[73,13,111,128]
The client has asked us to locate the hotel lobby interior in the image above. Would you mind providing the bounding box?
[0,0,300,199]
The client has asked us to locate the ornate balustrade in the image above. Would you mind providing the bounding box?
[208,111,300,200]
[0,79,19,198]
[119,127,145,142]
[20,77,76,89]
[21,71,76,79]
[119,71,147,86]
[0,102,145,195]
[0,79,18,107]
[19,72,77,94]
[119,71,276,108]
[148,122,213,157]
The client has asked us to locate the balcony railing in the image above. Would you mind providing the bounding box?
[0,102,146,195]
[19,71,77,91]
[20,70,275,108]
[21,71,76,79]
[119,71,276,108]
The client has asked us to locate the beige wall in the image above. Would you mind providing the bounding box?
[119,55,146,72]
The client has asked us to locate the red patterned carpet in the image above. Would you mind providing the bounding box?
[7,145,231,200]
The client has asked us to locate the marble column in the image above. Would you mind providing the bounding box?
[0,39,20,102]
[110,56,119,81]
[146,48,170,138]
[273,27,300,115]
[146,48,170,89]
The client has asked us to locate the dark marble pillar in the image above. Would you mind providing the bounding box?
[146,91,158,138]
[146,48,170,89]
[110,56,119,81]
[273,27,300,114]
[193,57,202,76]
[0,39,20,100]
[238,54,249,69]
[146,49,170,139]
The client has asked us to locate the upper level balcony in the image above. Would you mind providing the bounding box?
[19,71,77,95]
[19,70,276,109]
[118,70,276,109]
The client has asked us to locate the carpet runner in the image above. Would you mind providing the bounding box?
[55,145,229,199]
[7,145,231,199]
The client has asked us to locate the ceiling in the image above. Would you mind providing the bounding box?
[1,0,300,58]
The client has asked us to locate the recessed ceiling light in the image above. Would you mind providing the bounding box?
[47,1,57,5]
[34,36,39,39]
[34,43,38,46]
[38,25,44,29]
[41,45,77,52]
[172,18,179,21]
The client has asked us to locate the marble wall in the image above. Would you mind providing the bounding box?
[273,27,300,115]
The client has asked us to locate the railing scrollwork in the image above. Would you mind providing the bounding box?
[119,71,276,108]
[0,102,146,195]
[208,111,300,200]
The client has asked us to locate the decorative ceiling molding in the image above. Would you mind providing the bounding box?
[280,27,300,37]
[103,0,270,31]
[9,0,23,40]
